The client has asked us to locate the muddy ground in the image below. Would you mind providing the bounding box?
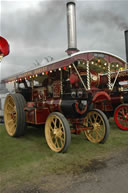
[3,147,128,193]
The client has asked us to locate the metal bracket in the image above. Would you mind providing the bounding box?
[111,69,120,91]
[72,62,87,91]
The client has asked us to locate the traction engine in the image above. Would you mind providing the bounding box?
[2,1,128,153]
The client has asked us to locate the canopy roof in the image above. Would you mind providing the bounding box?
[2,50,127,83]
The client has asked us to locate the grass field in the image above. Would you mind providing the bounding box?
[0,119,128,192]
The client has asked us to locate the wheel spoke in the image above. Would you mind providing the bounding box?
[117,114,124,119]
[9,123,16,134]
[50,125,54,132]
[94,114,98,122]
[4,95,17,136]
[98,119,103,125]
[95,128,103,139]
[45,113,70,153]
[87,115,93,125]
[7,103,14,109]
[53,118,57,127]
[7,119,14,124]
[84,110,107,143]
[55,138,60,148]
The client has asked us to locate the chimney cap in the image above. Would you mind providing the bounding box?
[67,1,76,6]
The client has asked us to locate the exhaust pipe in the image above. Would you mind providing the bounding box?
[124,30,128,64]
[66,1,79,55]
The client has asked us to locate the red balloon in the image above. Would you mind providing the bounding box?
[0,36,10,56]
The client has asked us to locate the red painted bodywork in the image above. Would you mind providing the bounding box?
[92,91,111,103]
[25,98,62,124]
[25,103,50,124]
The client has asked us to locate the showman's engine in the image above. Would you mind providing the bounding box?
[1,2,128,153]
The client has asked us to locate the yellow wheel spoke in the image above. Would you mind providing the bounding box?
[84,110,106,143]
[53,118,57,127]
[9,98,14,106]
[45,113,67,152]
[7,119,14,124]
[95,129,103,140]
[94,114,98,122]
[98,119,103,125]
[61,131,64,135]
[9,123,16,134]
[50,126,54,132]
[60,138,64,146]
[55,138,60,148]
[87,116,93,126]
[7,103,14,109]
[4,95,17,136]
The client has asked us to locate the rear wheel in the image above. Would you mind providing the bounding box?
[45,112,71,153]
[4,93,26,137]
[84,109,109,143]
[114,104,128,130]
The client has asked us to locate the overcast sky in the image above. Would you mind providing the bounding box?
[0,0,128,80]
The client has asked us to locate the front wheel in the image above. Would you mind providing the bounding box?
[45,112,71,153]
[84,109,109,144]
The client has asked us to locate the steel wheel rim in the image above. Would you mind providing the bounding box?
[84,111,105,143]
[114,105,128,130]
[45,114,66,152]
[4,95,17,136]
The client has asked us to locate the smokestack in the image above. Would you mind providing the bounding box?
[124,30,128,64]
[66,1,79,55]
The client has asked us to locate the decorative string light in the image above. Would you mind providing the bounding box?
[59,68,61,71]
[42,72,44,75]
[69,65,72,68]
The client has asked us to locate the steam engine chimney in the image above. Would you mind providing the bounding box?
[66,1,79,55]
[124,30,128,64]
